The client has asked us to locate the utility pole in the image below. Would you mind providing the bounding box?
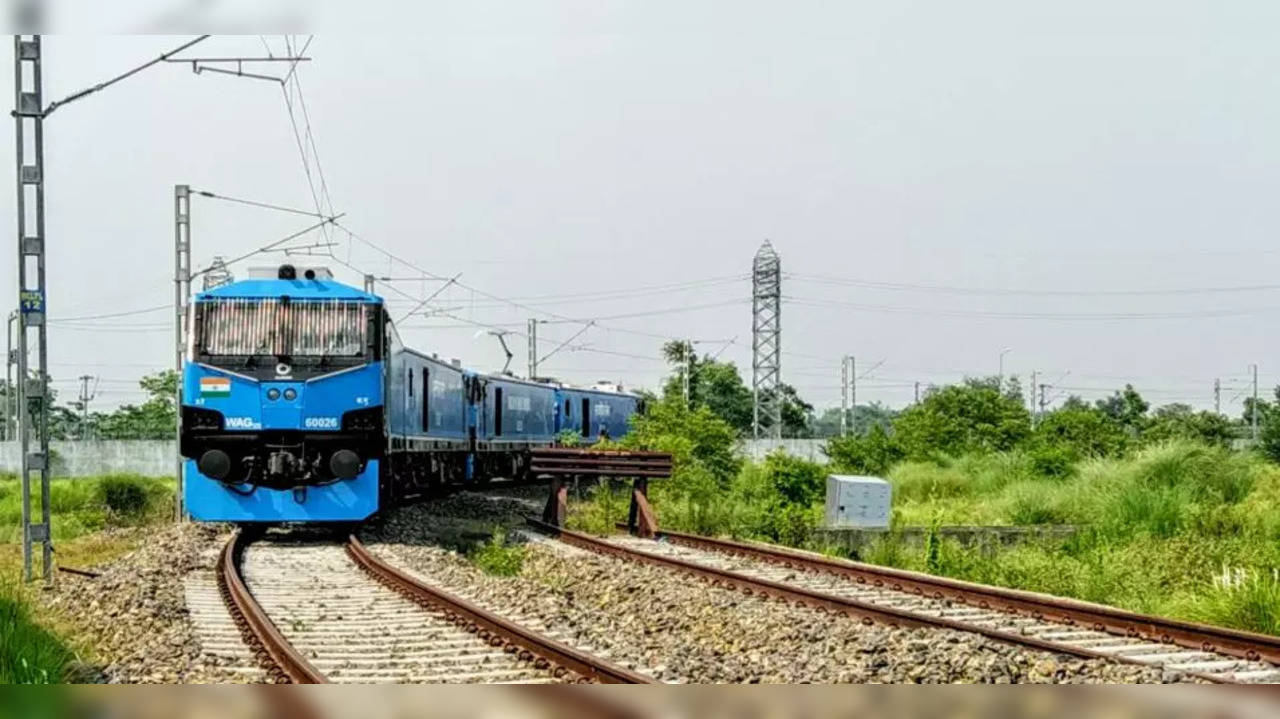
[850,356,857,436]
[1252,364,1259,443]
[1038,383,1048,419]
[1029,372,1038,427]
[4,310,13,442]
[840,356,849,437]
[363,274,375,294]
[913,381,920,404]
[1214,378,1221,415]
[77,374,96,440]
[527,319,538,379]
[682,341,692,407]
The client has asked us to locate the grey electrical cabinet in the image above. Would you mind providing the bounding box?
[824,475,891,529]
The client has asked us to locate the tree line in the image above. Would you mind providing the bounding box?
[657,341,1278,467]
[0,370,177,441]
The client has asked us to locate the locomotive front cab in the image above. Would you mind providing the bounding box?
[180,266,386,520]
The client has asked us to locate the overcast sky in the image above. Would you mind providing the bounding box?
[4,4,1280,414]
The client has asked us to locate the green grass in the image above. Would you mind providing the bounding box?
[578,439,1280,637]
[0,582,75,684]
[0,474,174,684]
[0,475,173,545]
[469,528,526,577]
[852,441,1280,635]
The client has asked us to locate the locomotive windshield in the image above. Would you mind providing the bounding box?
[194,298,381,370]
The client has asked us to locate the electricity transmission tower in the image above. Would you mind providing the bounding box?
[752,241,782,439]
[201,255,234,290]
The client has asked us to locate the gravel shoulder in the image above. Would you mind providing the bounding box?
[364,493,1182,684]
[38,521,258,683]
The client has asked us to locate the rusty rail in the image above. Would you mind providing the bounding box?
[530,519,1264,684]
[345,535,656,684]
[530,447,673,478]
[216,531,328,684]
[653,528,1280,671]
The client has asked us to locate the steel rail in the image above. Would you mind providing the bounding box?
[651,527,1280,672]
[345,535,656,684]
[216,531,327,684]
[529,519,1246,684]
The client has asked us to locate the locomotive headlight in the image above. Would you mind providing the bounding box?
[283,388,297,401]
[266,388,281,401]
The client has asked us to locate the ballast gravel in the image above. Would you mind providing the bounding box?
[38,522,254,684]
[366,492,1185,684]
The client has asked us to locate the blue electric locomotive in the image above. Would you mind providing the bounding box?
[180,264,641,523]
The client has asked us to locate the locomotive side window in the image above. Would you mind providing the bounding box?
[407,366,413,396]
[581,398,590,437]
[422,368,430,430]
[564,399,571,418]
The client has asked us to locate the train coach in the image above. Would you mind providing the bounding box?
[180,264,642,523]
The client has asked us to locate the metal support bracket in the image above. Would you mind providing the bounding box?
[627,477,659,539]
[541,477,569,528]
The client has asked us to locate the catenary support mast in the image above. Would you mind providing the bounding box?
[13,35,51,582]
[174,184,191,520]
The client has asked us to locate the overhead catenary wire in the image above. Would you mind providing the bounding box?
[43,35,211,116]
[190,214,344,280]
[788,272,1280,297]
[394,274,462,323]
[330,221,727,346]
[538,322,595,365]
[190,189,330,219]
[786,296,1280,321]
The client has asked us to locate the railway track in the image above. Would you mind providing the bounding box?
[527,519,1280,684]
[215,529,654,685]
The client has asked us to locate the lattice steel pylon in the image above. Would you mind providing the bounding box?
[751,241,782,439]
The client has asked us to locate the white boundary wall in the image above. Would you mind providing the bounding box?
[0,440,175,478]
[738,439,829,463]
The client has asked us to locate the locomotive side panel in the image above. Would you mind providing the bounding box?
[555,388,639,440]
[479,376,557,447]
[387,351,467,446]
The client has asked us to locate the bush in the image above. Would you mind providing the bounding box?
[469,528,525,577]
[1143,405,1234,449]
[1028,445,1076,479]
[1004,482,1072,525]
[824,424,903,476]
[762,451,826,506]
[96,475,150,518]
[891,379,1031,459]
[1033,405,1127,459]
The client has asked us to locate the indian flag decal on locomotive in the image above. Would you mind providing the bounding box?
[200,377,231,398]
